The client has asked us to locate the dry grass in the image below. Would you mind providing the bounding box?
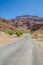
[31,29,43,42]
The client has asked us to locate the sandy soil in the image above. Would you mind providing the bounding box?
[0,32,23,44]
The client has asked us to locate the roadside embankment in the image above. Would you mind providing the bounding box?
[0,32,23,44]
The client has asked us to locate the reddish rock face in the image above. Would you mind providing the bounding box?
[0,15,43,31]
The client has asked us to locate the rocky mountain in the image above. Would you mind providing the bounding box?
[0,15,43,32]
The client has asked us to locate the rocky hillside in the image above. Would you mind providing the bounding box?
[0,15,43,32]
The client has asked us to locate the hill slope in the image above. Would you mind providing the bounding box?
[0,15,43,32]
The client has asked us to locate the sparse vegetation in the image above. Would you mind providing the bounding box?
[15,30,23,36]
[30,30,35,34]
[3,29,24,36]
[3,29,8,34]
[3,29,15,35]
[8,30,15,35]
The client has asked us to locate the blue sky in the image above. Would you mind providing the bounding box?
[0,0,43,19]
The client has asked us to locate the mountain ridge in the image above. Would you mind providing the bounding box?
[0,15,43,32]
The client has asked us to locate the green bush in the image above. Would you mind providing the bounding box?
[8,30,15,35]
[3,28,15,35]
[30,30,35,34]
[15,30,23,36]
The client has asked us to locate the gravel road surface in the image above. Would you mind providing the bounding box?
[0,34,43,65]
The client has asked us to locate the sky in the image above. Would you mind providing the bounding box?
[0,0,43,19]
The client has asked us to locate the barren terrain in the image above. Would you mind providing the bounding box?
[0,32,23,43]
